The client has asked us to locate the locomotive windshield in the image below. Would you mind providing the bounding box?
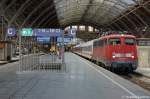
[125,38,136,45]
[108,38,121,45]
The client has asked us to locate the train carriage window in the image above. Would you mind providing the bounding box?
[104,39,107,46]
[94,40,99,47]
[125,38,135,45]
[108,38,121,45]
[94,41,96,47]
[100,40,104,47]
[99,40,102,47]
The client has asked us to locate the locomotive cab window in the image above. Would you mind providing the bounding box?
[125,38,135,45]
[108,38,121,45]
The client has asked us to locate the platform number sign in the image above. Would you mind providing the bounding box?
[7,28,16,36]
[68,28,76,37]
[21,28,33,36]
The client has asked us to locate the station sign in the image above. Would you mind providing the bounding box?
[57,36,72,43]
[37,37,50,44]
[33,29,63,37]
[21,28,33,36]
[7,28,64,37]
[7,28,16,36]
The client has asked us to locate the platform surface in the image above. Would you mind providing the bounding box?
[0,52,149,99]
[136,68,150,78]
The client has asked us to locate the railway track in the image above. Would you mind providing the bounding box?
[104,67,150,92]
[120,72,150,91]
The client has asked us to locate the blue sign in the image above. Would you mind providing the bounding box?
[7,28,64,37]
[37,37,50,44]
[57,37,72,43]
[33,29,63,37]
[7,28,16,36]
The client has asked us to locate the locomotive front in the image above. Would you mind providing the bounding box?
[107,35,138,72]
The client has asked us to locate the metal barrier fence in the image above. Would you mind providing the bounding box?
[17,38,65,72]
[19,54,40,71]
[19,53,65,72]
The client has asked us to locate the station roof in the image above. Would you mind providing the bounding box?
[1,0,150,31]
[55,0,141,26]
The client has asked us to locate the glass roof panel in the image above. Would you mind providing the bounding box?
[120,0,136,5]
[94,0,104,3]
[54,0,141,26]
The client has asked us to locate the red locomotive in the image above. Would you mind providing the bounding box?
[74,34,138,73]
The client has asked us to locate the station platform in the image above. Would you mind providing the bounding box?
[0,52,149,99]
[0,56,19,65]
[0,61,8,64]
[136,68,150,78]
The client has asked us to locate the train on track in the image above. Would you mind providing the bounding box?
[73,34,138,73]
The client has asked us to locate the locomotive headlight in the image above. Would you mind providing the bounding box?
[112,53,116,58]
[112,52,119,58]
[112,55,116,58]
[131,55,135,59]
